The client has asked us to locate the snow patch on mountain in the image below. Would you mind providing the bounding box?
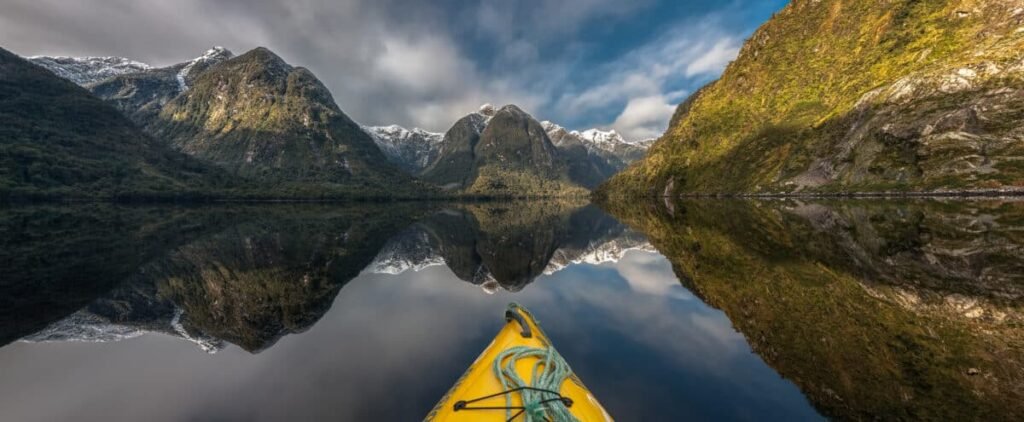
[541,121,653,153]
[27,55,152,86]
[21,311,148,343]
[365,226,445,274]
[21,307,225,353]
[363,125,444,174]
[544,237,658,275]
[170,308,224,354]
[177,46,232,92]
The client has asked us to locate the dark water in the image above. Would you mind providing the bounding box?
[0,199,1021,421]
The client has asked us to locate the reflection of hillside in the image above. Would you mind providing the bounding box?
[17,201,651,353]
[20,205,422,353]
[368,201,653,292]
[601,198,1024,420]
[0,206,234,347]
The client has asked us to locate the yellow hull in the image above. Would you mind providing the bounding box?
[426,304,612,421]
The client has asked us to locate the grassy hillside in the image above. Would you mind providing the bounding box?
[601,0,1024,197]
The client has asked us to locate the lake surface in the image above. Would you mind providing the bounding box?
[0,199,1021,421]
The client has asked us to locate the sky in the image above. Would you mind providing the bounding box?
[1,0,788,140]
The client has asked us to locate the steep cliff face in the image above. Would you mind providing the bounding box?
[420,111,489,189]
[422,105,587,196]
[603,0,1024,197]
[148,48,414,192]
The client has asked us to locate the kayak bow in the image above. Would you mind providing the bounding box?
[426,304,612,421]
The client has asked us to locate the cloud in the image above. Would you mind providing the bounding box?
[611,95,679,141]
[685,38,741,77]
[0,0,775,134]
[550,14,746,139]
[612,249,694,298]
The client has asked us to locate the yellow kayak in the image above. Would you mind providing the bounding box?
[426,304,613,421]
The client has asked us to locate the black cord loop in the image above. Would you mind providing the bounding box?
[453,386,573,422]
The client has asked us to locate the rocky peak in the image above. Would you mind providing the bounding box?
[242,47,286,66]
[475,104,561,174]
[478,103,497,117]
[176,46,234,92]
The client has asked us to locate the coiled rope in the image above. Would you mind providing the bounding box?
[492,345,579,422]
[454,304,579,422]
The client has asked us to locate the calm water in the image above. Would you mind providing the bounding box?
[0,200,1021,421]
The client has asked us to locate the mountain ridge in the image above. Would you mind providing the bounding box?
[23,45,652,198]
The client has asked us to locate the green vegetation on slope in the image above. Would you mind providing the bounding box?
[0,48,232,200]
[149,47,426,198]
[602,0,1024,197]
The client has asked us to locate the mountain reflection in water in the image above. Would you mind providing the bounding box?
[0,199,1021,421]
[603,197,1024,421]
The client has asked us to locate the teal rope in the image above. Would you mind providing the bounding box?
[492,308,579,422]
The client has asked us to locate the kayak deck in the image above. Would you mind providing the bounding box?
[425,304,612,421]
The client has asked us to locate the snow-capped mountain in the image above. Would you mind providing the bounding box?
[364,104,500,175]
[541,121,653,158]
[28,55,152,86]
[30,47,233,94]
[362,125,444,175]
[371,103,653,190]
[84,47,233,129]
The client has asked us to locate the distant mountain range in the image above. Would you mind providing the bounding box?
[16,47,651,199]
[28,47,419,198]
[363,104,652,190]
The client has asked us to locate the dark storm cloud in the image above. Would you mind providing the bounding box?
[0,0,787,136]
